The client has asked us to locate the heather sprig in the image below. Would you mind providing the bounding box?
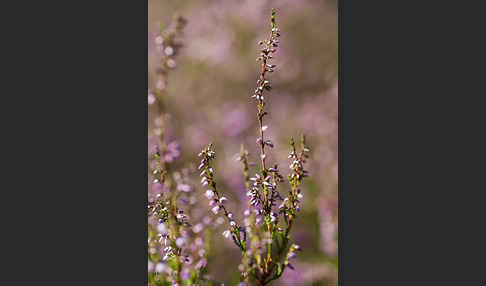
[148,15,213,286]
[152,14,187,97]
[253,8,280,180]
[198,9,312,286]
[149,14,186,165]
[198,145,247,252]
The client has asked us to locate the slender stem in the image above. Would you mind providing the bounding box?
[254,14,279,284]
[256,28,274,179]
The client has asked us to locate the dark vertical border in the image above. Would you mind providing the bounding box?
[337,1,476,284]
[2,0,148,284]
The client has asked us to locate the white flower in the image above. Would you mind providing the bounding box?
[167,59,176,68]
[176,237,186,248]
[148,93,155,105]
[219,196,228,204]
[155,262,166,273]
[164,46,174,56]
[157,223,168,235]
[244,209,250,216]
[155,36,163,45]
[211,205,220,214]
[205,190,215,199]
[148,261,154,272]
[192,223,203,233]
[222,230,231,239]
[262,125,268,131]
[230,221,236,227]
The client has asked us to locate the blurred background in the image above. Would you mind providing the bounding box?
[148,0,337,285]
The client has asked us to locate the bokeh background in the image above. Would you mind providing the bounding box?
[148,0,337,285]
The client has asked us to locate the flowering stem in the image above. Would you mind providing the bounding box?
[254,9,279,282]
[199,146,246,251]
[148,16,189,285]
[256,16,275,187]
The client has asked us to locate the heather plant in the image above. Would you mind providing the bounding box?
[147,4,337,285]
[147,15,213,286]
[197,10,311,286]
